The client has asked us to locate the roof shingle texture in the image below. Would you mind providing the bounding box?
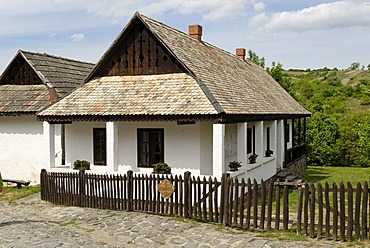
[39,13,310,119]
[22,51,95,97]
[140,14,310,116]
[0,85,49,114]
[39,73,217,116]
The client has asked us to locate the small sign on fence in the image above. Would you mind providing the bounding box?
[157,179,175,199]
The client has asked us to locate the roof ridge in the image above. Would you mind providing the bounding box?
[138,13,252,66]
[20,50,94,65]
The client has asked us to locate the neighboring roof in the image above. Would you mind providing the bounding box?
[19,51,95,97]
[39,73,217,118]
[39,12,310,122]
[0,50,95,115]
[0,85,49,115]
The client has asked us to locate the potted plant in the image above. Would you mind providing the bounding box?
[153,162,171,174]
[73,160,90,171]
[248,154,258,164]
[265,149,274,157]
[228,161,242,171]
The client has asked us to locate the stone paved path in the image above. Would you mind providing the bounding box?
[0,193,359,247]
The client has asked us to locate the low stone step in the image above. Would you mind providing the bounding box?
[286,175,297,182]
[276,171,291,179]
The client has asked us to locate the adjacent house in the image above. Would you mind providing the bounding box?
[0,50,94,182]
[38,12,311,182]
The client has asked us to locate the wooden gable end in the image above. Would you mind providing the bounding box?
[94,21,187,77]
[0,54,43,86]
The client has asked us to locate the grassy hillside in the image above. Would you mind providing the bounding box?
[278,68,370,167]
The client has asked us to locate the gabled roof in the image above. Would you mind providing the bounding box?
[0,85,49,115]
[0,50,94,115]
[38,12,310,122]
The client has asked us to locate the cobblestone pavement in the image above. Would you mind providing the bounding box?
[0,193,360,247]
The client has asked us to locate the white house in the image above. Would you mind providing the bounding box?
[38,13,311,182]
[0,50,94,182]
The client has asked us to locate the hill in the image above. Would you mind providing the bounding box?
[276,68,370,167]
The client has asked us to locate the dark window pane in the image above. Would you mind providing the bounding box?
[93,128,106,165]
[247,128,252,154]
[266,127,270,150]
[137,129,164,167]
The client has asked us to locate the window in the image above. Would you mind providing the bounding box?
[247,126,255,154]
[286,123,290,143]
[266,127,270,151]
[93,128,106,165]
[137,129,164,167]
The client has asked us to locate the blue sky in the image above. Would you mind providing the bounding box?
[0,0,369,73]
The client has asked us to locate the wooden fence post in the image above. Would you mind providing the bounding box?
[184,171,191,218]
[339,182,345,242]
[362,181,368,240]
[347,182,353,241]
[221,173,230,226]
[127,170,133,211]
[297,184,303,235]
[79,170,85,207]
[283,185,289,231]
[40,169,47,201]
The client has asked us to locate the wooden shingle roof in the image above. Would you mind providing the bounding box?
[0,50,94,115]
[0,85,49,114]
[20,51,95,97]
[38,12,310,122]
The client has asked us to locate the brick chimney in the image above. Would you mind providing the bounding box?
[189,25,203,41]
[236,48,246,61]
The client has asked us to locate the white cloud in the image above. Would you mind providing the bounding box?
[140,0,254,22]
[254,2,265,12]
[251,1,370,36]
[70,33,85,42]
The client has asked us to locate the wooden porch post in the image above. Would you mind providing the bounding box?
[283,119,288,168]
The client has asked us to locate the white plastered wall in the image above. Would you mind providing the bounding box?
[0,116,50,183]
[63,121,214,177]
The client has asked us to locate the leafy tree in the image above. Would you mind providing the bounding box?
[338,112,370,167]
[349,62,360,70]
[306,113,340,166]
[354,117,370,164]
[247,50,265,68]
[368,64,370,71]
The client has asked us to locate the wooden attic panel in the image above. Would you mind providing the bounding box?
[97,24,186,77]
[0,56,42,86]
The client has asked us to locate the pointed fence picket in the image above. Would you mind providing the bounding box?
[40,169,370,242]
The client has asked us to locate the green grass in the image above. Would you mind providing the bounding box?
[287,166,370,212]
[305,166,370,185]
[0,185,40,203]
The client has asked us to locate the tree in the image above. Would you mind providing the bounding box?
[367,64,370,71]
[349,62,360,70]
[247,50,265,68]
[306,113,341,166]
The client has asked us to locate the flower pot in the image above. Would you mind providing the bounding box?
[73,166,90,171]
[229,167,238,172]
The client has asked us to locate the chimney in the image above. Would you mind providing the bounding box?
[236,48,246,61]
[189,25,203,41]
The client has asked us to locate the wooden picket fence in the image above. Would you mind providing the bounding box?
[40,169,370,242]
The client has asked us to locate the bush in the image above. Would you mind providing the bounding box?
[153,162,171,173]
[73,160,90,168]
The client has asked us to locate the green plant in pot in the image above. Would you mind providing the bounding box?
[73,160,90,170]
[153,162,171,174]
[248,154,258,164]
[265,149,274,157]
[228,161,242,171]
